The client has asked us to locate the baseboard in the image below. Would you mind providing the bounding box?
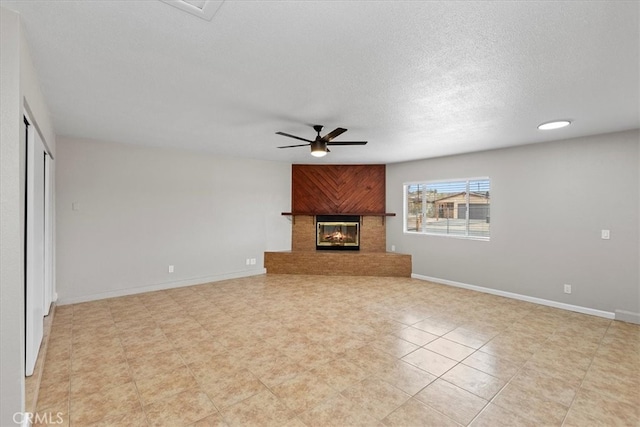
[57,269,267,305]
[615,309,640,325]
[412,274,615,319]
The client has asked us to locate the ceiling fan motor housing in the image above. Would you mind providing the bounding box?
[310,140,327,156]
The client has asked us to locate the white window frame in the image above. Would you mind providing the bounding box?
[403,177,491,241]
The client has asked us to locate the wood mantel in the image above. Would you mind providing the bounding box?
[281,212,395,216]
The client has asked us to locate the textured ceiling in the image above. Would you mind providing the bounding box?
[3,1,639,164]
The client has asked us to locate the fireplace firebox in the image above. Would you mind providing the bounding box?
[316,215,360,251]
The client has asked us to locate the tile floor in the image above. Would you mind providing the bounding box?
[34,275,639,426]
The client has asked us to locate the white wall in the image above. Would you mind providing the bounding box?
[55,138,291,304]
[1,7,56,425]
[0,9,25,425]
[386,130,639,320]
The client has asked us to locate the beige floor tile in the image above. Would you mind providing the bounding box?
[165,327,214,348]
[118,325,167,345]
[71,349,127,375]
[35,275,640,427]
[412,317,460,336]
[188,353,244,386]
[177,339,228,364]
[461,350,521,381]
[221,390,293,427]
[314,331,367,354]
[191,411,229,427]
[272,371,336,414]
[492,383,568,425]
[35,378,70,412]
[509,365,579,407]
[563,387,640,426]
[69,359,132,398]
[84,409,147,427]
[113,317,158,334]
[290,343,337,369]
[415,379,488,425]
[69,381,140,425]
[281,417,307,427]
[297,393,380,427]
[45,339,72,360]
[72,324,119,343]
[71,335,122,359]
[382,398,461,427]
[135,365,200,406]
[309,358,369,392]
[477,341,533,366]
[374,360,437,396]
[401,348,458,376]
[144,388,216,427]
[343,344,397,374]
[580,369,640,406]
[340,377,410,421]
[371,334,420,358]
[469,403,537,427]
[392,326,439,346]
[202,368,269,409]
[31,408,70,427]
[231,344,282,368]
[387,309,433,326]
[441,363,507,400]
[443,326,497,349]
[424,338,476,361]
[127,349,185,380]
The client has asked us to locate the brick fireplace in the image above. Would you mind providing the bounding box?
[291,215,386,252]
[264,164,411,277]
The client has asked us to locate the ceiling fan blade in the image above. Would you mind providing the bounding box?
[275,132,313,143]
[278,143,311,149]
[322,127,347,142]
[326,141,368,146]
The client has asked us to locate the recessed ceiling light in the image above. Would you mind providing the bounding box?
[538,120,572,130]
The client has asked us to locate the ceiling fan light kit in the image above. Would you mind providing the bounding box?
[310,140,328,157]
[276,125,367,157]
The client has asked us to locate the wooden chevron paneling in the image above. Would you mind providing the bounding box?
[292,165,385,214]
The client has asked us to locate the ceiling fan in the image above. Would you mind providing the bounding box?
[276,125,367,157]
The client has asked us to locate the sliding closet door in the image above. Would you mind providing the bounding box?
[25,118,46,376]
[43,152,53,315]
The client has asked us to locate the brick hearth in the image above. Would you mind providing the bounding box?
[264,251,411,277]
[265,214,411,277]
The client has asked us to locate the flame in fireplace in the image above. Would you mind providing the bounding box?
[325,230,348,242]
[316,219,359,249]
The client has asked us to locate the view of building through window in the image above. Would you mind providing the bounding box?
[405,178,490,239]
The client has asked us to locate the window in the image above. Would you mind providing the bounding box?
[404,178,490,239]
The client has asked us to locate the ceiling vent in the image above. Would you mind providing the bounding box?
[159,0,224,21]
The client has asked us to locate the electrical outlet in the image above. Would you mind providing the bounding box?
[601,229,610,240]
[168,265,174,273]
[391,245,396,252]
[246,258,250,265]
[564,284,571,294]
[250,258,256,265]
